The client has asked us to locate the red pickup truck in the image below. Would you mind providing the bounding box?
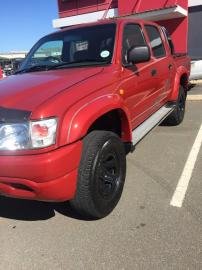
[0,18,190,218]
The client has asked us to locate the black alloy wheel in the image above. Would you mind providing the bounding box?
[70,131,126,219]
[163,85,186,126]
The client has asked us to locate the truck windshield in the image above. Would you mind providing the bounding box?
[17,24,116,74]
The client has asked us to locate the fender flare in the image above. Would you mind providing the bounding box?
[59,94,132,145]
[170,66,189,101]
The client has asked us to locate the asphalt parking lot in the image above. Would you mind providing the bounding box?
[0,86,202,270]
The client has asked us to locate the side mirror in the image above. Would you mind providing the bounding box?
[127,46,151,64]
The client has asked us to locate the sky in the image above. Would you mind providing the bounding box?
[0,0,58,52]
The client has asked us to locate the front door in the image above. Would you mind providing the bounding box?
[120,23,158,129]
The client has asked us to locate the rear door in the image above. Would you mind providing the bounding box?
[144,24,173,104]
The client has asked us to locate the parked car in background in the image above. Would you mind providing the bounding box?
[3,64,13,76]
[0,18,190,218]
[0,58,25,77]
[0,66,3,79]
[190,60,202,80]
[188,2,202,80]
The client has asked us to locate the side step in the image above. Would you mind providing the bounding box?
[132,104,175,146]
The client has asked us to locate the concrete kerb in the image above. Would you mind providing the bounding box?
[187,80,202,101]
[190,80,202,85]
[187,95,202,101]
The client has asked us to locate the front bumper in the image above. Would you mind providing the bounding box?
[0,141,82,201]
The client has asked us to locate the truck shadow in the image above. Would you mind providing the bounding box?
[0,196,96,221]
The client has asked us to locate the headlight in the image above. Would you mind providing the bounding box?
[0,118,57,150]
[0,123,30,150]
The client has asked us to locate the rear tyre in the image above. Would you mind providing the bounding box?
[70,131,126,219]
[163,85,186,126]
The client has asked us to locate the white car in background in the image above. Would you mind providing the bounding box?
[190,60,202,80]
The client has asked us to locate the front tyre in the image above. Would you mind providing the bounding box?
[70,131,126,219]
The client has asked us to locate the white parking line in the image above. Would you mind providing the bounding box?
[170,123,202,208]
[187,95,202,101]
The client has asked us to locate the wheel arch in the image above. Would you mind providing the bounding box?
[170,67,189,101]
[60,94,132,145]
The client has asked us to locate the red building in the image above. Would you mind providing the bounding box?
[53,0,188,53]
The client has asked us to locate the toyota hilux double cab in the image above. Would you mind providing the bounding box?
[0,18,190,218]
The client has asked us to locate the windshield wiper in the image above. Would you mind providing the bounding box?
[14,65,50,74]
[15,60,109,74]
[48,59,109,70]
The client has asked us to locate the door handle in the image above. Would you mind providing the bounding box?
[168,64,173,70]
[151,69,157,76]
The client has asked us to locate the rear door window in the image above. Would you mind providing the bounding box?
[145,25,166,58]
[161,27,175,55]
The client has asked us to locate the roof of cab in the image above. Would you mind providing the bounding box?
[47,17,159,37]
